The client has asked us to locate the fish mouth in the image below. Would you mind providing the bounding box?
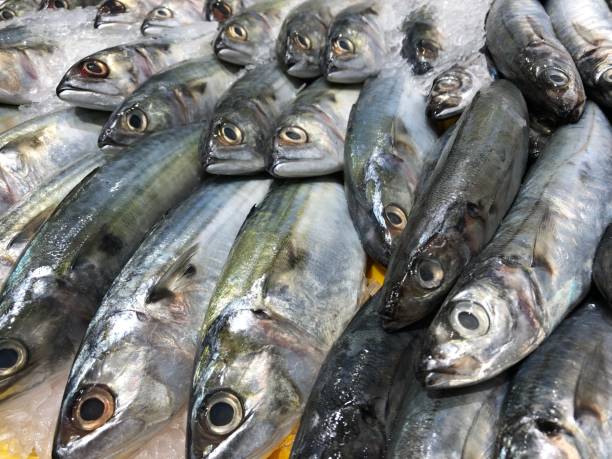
[418,354,482,388]
[214,43,252,66]
[56,84,123,111]
[205,157,263,175]
[325,66,368,84]
[94,16,136,28]
[97,132,128,149]
[141,19,180,36]
[285,60,319,79]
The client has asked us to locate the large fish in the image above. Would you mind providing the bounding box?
[0,0,38,21]
[0,108,106,215]
[269,78,361,178]
[99,56,241,148]
[497,300,612,459]
[204,0,258,23]
[187,179,366,459]
[379,80,529,329]
[0,125,202,401]
[141,0,205,36]
[421,102,612,388]
[344,67,438,266]
[546,0,612,109]
[290,292,416,459]
[486,0,585,123]
[594,226,612,306]
[201,64,301,175]
[94,0,159,28]
[213,0,305,66]
[39,0,102,9]
[53,178,271,459]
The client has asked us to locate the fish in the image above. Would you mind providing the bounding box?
[546,0,612,109]
[344,67,438,266]
[497,300,612,459]
[0,0,38,21]
[0,125,203,402]
[99,56,241,148]
[486,0,585,124]
[290,292,416,459]
[0,108,106,215]
[379,80,529,330]
[187,179,366,459]
[213,0,305,66]
[201,64,301,175]
[0,105,30,134]
[269,77,361,178]
[420,102,612,388]
[323,2,386,84]
[204,0,258,23]
[0,154,104,291]
[53,177,272,459]
[401,6,443,75]
[141,0,205,36]
[593,226,612,306]
[39,0,102,9]
[276,0,358,79]
[94,0,159,29]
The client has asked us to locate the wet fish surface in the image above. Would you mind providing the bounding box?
[593,226,612,306]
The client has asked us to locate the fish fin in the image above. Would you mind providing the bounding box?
[146,244,200,303]
[530,203,555,274]
[8,206,55,249]
[574,341,610,424]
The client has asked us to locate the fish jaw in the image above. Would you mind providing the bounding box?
[56,64,125,111]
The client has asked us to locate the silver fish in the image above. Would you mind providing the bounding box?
[187,179,366,459]
[204,0,258,23]
[486,0,585,123]
[141,0,205,36]
[380,80,529,330]
[0,0,38,21]
[99,56,240,148]
[421,102,612,388]
[53,177,271,459]
[39,0,102,10]
[94,0,159,29]
[594,226,612,306]
[344,67,438,265]
[269,77,361,178]
[0,125,202,401]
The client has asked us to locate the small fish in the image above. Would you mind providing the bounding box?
[0,125,203,402]
[187,179,366,459]
[401,6,443,75]
[546,0,612,109]
[593,226,612,306]
[53,178,271,459]
[214,0,305,66]
[380,80,529,330]
[0,0,38,21]
[94,0,159,29]
[39,0,101,10]
[99,56,241,148]
[344,67,438,265]
[269,78,361,177]
[421,102,612,388]
[497,300,612,459]
[204,0,258,23]
[141,0,205,36]
[486,0,585,123]
[201,64,301,175]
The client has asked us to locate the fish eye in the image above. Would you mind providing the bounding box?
[216,122,243,146]
[98,0,125,15]
[535,419,562,437]
[416,39,438,60]
[152,6,173,18]
[541,67,570,88]
[332,36,355,56]
[52,0,69,8]
[199,390,243,438]
[291,32,312,51]
[0,339,27,377]
[383,204,407,233]
[279,126,308,145]
[0,8,15,20]
[414,257,444,289]
[600,67,612,84]
[80,60,109,79]
[211,1,232,21]
[449,301,490,337]
[71,385,115,432]
[226,23,248,42]
[123,108,148,133]
[435,74,462,92]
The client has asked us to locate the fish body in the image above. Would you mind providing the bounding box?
[0,0,38,21]
[187,179,366,459]
[201,64,300,175]
[204,0,258,23]
[421,102,612,388]
[0,125,202,401]
[141,0,205,36]
[0,105,29,134]
[344,67,438,266]
[53,178,271,459]
[380,80,529,329]
[99,56,241,148]
[594,226,612,305]
[269,78,361,178]
[94,0,159,28]
[486,0,585,123]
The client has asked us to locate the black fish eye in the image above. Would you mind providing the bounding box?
[279,126,308,145]
[200,390,244,438]
[227,23,248,41]
[71,385,115,432]
[211,1,232,21]
[123,108,148,132]
[98,0,126,15]
[0,8,15,20]
[541,67,570,88]
[53,0,69,8]
[416,39,438,59]
[80,60,109,78]
[415,258,444,289]
[292,32,311,50]
[332,36,355,55]
[153,6,172,18]
[383,204,407,233]
[449,301,490,337]
[0,339,27,377]
[216,122,243,146]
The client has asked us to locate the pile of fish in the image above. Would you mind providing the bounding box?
[0,0,610,458]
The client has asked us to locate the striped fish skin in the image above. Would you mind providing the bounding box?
[593,226,612,306]
[0,125,203,402]
[421,102,612,388]
[486,0,585,124]
[53,178,271,459]
[187,179,366,459]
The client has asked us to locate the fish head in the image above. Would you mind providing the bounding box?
[214,12,271,65]
[141,4,200,36]
[39,0,73,9]
[278,11,328,79]
[581,52,612,108]
[201,105,268,174]
[427,65,475,120]
[401,14,442,75]
[205,0,242,22]
[0,0,32,21]
[94,0,143,28]
[323,9,384,83]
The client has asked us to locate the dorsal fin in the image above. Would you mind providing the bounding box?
[146,244,199,303]
[8,206,55,249]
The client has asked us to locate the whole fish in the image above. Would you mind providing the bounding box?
[290,293,416,459]
[141,0,205,36]
[53,178,271,459]
[421,102,612,388]
[94,0,159,28]
[497,301,612,459]
[401,6,443,75]
[99,56,241,148]
[276,0,359,79]
[201,64,301,175]
[546,0,612,109]
[594,226,612,306]
[0,154,104,291]
[213,0,305,66]
[187,179,366,459]
[344,67,438,266]
[204,0,258,23]
[0,125,202,401]
[380,80,529,329]
[0,0,38,21]
[269,78,361,177]
[0,105,29,134]
[486,0,585,123]
[0,108,106,215]
[39,0,101,9]
[323,2,385,84]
